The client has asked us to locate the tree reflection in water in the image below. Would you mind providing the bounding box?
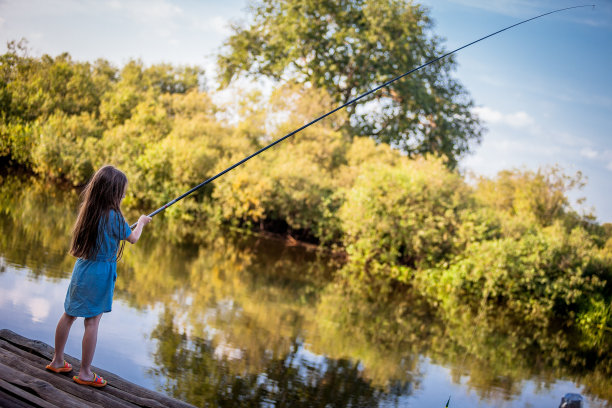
[1,174,611,407]
[150,309,403,408]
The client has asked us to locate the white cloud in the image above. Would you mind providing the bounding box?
[100,0,186,45]
[607,162,612,172]
[580,147,598,159]
[0,268,56,324]
[107,0,122,10]
[505,111,534,128]
[29,32,44,41]
[127,0,182,20]
[192,15,233,36]
[473,105,502,122]
[157,27,173,39]
[102,0,183,24]
[472,106,535,129]
[141,1,183,21]
[29,297,51,323]
[210,16,231,36]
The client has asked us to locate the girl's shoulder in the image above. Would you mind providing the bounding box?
[106,209,127,226]
[108,208,122,219]
[107,208,131,240]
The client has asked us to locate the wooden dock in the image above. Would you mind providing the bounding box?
[0,329,196,408]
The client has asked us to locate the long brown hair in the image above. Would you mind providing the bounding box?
[70,165,128,260]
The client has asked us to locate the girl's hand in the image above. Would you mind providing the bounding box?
[138,215,152,226]
[127,215,152,244]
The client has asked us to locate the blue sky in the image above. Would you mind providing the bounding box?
[1,0,611,222]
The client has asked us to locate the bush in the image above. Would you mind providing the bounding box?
[416,223,610,325]
[212,126,346,244]
[30,111,102,184]
[339,155,468,284]
[474,166,586,228]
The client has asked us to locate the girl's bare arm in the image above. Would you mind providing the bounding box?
[126,215,152,244]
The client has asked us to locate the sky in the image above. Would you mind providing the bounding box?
[1,0,611,222]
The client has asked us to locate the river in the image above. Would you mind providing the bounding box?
[0,175,609,407]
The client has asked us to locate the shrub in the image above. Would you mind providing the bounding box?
[416,223,610,325]
[339,155,468,284]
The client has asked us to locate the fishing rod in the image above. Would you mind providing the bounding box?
[131,4,594,229]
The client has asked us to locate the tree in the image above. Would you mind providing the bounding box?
[474,166,587,228]
[218,0,483,167]
[0,40,110,121]
[0,40,116,166]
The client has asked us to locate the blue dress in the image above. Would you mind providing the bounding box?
[64,209,131,318]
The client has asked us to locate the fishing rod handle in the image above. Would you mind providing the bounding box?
[129,199,176,229]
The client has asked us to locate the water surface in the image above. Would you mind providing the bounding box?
[0,175,609,407]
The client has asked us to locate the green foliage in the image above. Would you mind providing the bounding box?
[577,297,612,348]
[1,45,610,351]
[339,155,468,285]
[0,40,110,121]
[0,118,36,165]
[474,166,587,228]
[212,123,346,243]
[416,223,610,326]
[217,0,483,167]
[31,111,102,184]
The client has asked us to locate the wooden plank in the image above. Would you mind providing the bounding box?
[0,341,176,408]
[0,389,35,408]
[0,362,97,408]
[0,348,133,408]
[0,378,59,408]
[0,340,61,370]
[0,330,51,360]
[0,360,134,408]
[94,383,169,408]
[0,339,170,408]
[0,329,195,408]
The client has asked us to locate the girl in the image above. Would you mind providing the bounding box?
[45,165,151,388]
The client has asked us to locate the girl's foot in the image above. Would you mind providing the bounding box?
[45,360,72,373]
[73,373,107,387]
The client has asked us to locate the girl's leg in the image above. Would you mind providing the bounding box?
[78,313,103,381]
[50,312,77,367]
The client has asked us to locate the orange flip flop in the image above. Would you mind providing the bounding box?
[45,361,72,373]
[73,373,107,388]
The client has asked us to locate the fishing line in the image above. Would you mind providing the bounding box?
[131,4,594,229]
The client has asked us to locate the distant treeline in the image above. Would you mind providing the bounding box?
[1,40,611,339]
[1,176,611,403]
